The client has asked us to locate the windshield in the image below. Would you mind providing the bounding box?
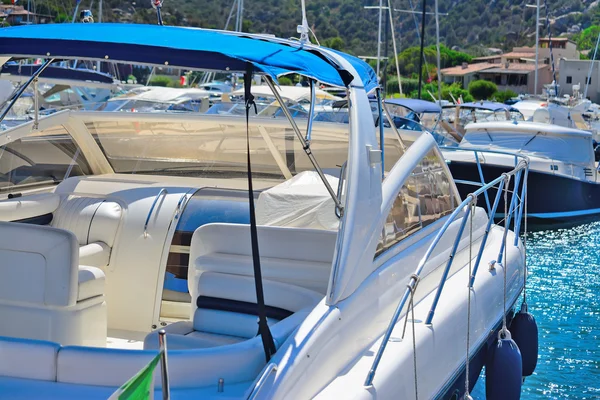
[460,130,593,165]
[0,126,92,192]
[84,115,352,181]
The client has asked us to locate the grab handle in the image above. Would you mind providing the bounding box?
[144,188,168,238]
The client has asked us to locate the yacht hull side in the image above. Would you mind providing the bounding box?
[448,161,600,229]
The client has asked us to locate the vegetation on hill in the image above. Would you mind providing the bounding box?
[22,0,600,56]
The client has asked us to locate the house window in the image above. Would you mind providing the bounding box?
[566,76,572,84]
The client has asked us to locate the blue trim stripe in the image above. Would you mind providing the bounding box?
[496,207,600,219]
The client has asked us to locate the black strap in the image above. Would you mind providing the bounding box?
[244,65,277,361]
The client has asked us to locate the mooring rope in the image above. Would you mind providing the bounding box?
[522,170,528,310]
[465,195,476,399]
[399,273,419,400]
[501,174,511,334]
[410,284,418,400]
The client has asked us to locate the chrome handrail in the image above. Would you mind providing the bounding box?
[144,188,168,238]
[247,363,278,400]
[173,193,187,221]
[364,156,528,387]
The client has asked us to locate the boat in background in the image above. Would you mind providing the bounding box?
[444,120,599,229]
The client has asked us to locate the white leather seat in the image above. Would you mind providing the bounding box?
[189,223,337,294]
[0,193,60,222]
[0,222,107,346]
[51,196,122,269]
[144,271,322,350]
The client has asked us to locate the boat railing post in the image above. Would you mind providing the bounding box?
[305,79,316,143]
[158,330,170,400]
[0,58,55,125]
[497,168,522,262]
[469,178,505,288]
[33,77,39,130]
[425,200,473,325]
[513,162,529,244]
[474,150,492,213]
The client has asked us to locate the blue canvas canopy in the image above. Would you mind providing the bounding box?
[1,64,114,84]
[454,101,517,112]
[385,98,441,114]
[0,23,378,92]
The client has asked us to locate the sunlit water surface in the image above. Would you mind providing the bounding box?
[472,222,600,399]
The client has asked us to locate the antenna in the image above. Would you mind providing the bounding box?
[298,0,309,44]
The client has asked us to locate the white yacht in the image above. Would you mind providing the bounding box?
[444,120,598,229]
[0,23,532,399]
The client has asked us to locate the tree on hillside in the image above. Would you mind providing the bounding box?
[468,80,498,100]
[390,45,472,81]
[574,26,600,59]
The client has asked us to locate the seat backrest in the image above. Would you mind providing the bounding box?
[51,196,122,247]
[189,223,337,294]
[0,222,79,307]
[0,336,60,381]
[192,271,322,339]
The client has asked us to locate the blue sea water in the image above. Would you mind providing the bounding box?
[472,222,600,399]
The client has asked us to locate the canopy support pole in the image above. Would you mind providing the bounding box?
[306,79,316,142]
[0,58,54,126]
[33,77,39,130]
[264,75,344,215]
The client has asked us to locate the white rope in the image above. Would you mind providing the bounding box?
[501,174,511,334]
[400,275,419,400]
[465,195,476,398]
[522,170,528,310]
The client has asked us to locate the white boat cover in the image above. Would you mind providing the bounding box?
[460,122,594,166]
[256,171,340,230]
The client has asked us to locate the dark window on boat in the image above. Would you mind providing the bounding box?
[566,76,572,84]
[0,126,91,193]
[587,77,592,85]
[375,149,458,257]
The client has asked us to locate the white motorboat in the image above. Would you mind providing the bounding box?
[0,22,535,399]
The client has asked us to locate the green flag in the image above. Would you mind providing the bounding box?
[108,350,163,400]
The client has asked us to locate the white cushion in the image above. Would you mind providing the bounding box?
[51,197,104,246]
[88,201,122,248]
[79,242,111,268]
[57,341,266,389]
[189,224,336,295]
[145,323,245,350]
[0,222,78,307]
[0,193,60,222]
[77,266,105,302]
[0,336,60,381]
[57,346,160,387]
[51,197,121,248]
[192,308,276,339]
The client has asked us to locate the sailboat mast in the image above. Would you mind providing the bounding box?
[434,0,442,102]
[376,0,383,78]
[417,0,427,99]
[97,0,102,72]
[535,0,540,95]
[584,31,600,100]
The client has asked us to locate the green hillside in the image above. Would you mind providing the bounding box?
[28,0,600,57]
